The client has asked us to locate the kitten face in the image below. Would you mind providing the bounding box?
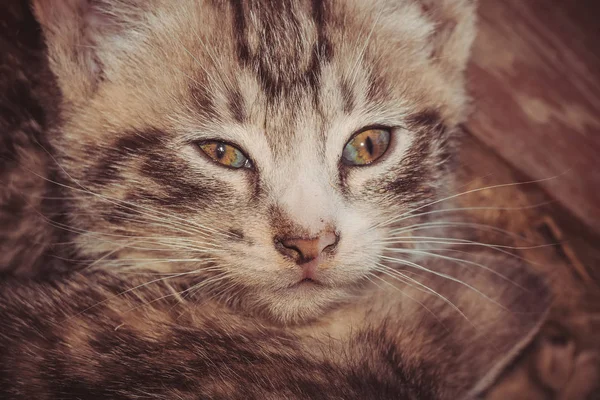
[35,0,475,323]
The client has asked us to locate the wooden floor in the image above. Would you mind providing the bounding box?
[462,1,600,397]
[467,0,600,236]
[455,133,599,398]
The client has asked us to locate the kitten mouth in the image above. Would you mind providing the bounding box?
[290,277,322,288]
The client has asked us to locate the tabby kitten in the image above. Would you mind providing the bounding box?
[0,0,549,398]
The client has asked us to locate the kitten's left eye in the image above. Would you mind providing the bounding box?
[198,141,252,169]
[342,128,391,166]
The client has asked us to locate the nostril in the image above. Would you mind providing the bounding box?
[274,240,301,260]
[319,231,339,254]
[322,242,337,254]
[280,239,314,262]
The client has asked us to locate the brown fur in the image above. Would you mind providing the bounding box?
[0,0,64,277]
[0,251,547,399]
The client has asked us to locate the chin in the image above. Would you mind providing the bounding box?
[255,283,352,325]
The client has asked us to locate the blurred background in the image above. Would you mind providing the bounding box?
[458,1,600,397]
[466,0,600,273]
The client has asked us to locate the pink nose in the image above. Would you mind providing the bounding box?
[277,230,339,264]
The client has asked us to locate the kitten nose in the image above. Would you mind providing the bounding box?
[277,231,339,263]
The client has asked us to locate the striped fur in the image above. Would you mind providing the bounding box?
[0,0,551,398]
[31,0,477,323]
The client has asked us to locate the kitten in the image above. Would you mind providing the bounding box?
[0,0,550,398]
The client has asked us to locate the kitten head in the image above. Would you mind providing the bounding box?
[34,0,476,323]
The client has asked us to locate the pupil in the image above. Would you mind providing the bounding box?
[365,136,374,155]
[216,143,226,159]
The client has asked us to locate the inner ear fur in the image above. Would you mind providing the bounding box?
[418,0,477,75]
[32,0,131,104]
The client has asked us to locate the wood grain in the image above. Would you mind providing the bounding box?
[468,0,600,234]
[455,132,600,399]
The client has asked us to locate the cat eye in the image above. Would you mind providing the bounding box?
[198,141,252,169]
[342,128,391,166]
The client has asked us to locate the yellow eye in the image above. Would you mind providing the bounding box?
[199,141,251,169]
[342,128,391,166]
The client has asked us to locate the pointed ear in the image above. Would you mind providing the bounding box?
[31,0,125,104]
[419,0,477,75]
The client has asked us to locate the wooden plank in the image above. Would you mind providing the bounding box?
[456,131,600,283]
[455,132,600,398]
[467,0,600,234]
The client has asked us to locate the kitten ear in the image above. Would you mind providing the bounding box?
[31,0,124,103]
[419,0,477,75]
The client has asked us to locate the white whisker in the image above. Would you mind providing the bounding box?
[371,175,569,231]
[380,255,506,309]
[372,263,472,326]
[378,235,558,251]
[13,158,235,239]
[367,272,450,330]
[388,221,532,242]
[380,248,526,289]
[380,202,555,229]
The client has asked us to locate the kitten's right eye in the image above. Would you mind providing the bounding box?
[198,141,252,169]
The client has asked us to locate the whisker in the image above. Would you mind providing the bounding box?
[89,258,220,268]
[124,271,239,313]
[380,248,526,289]
[388,221,534,243]
[366,272,450,331]
[372,263,473,326]
[379,255,506,309]
[390,245,542,267]
[190,272,240,302]
[84,239,142,270]
[11,156,235,239]
[64,212,214,240]
[21,202,226,255]
[371,175,568,231]
[381,202,556,229]
[66,264,225,320]
[377,238,548,265]
[377,235,559,250]
[34,213,223,252]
